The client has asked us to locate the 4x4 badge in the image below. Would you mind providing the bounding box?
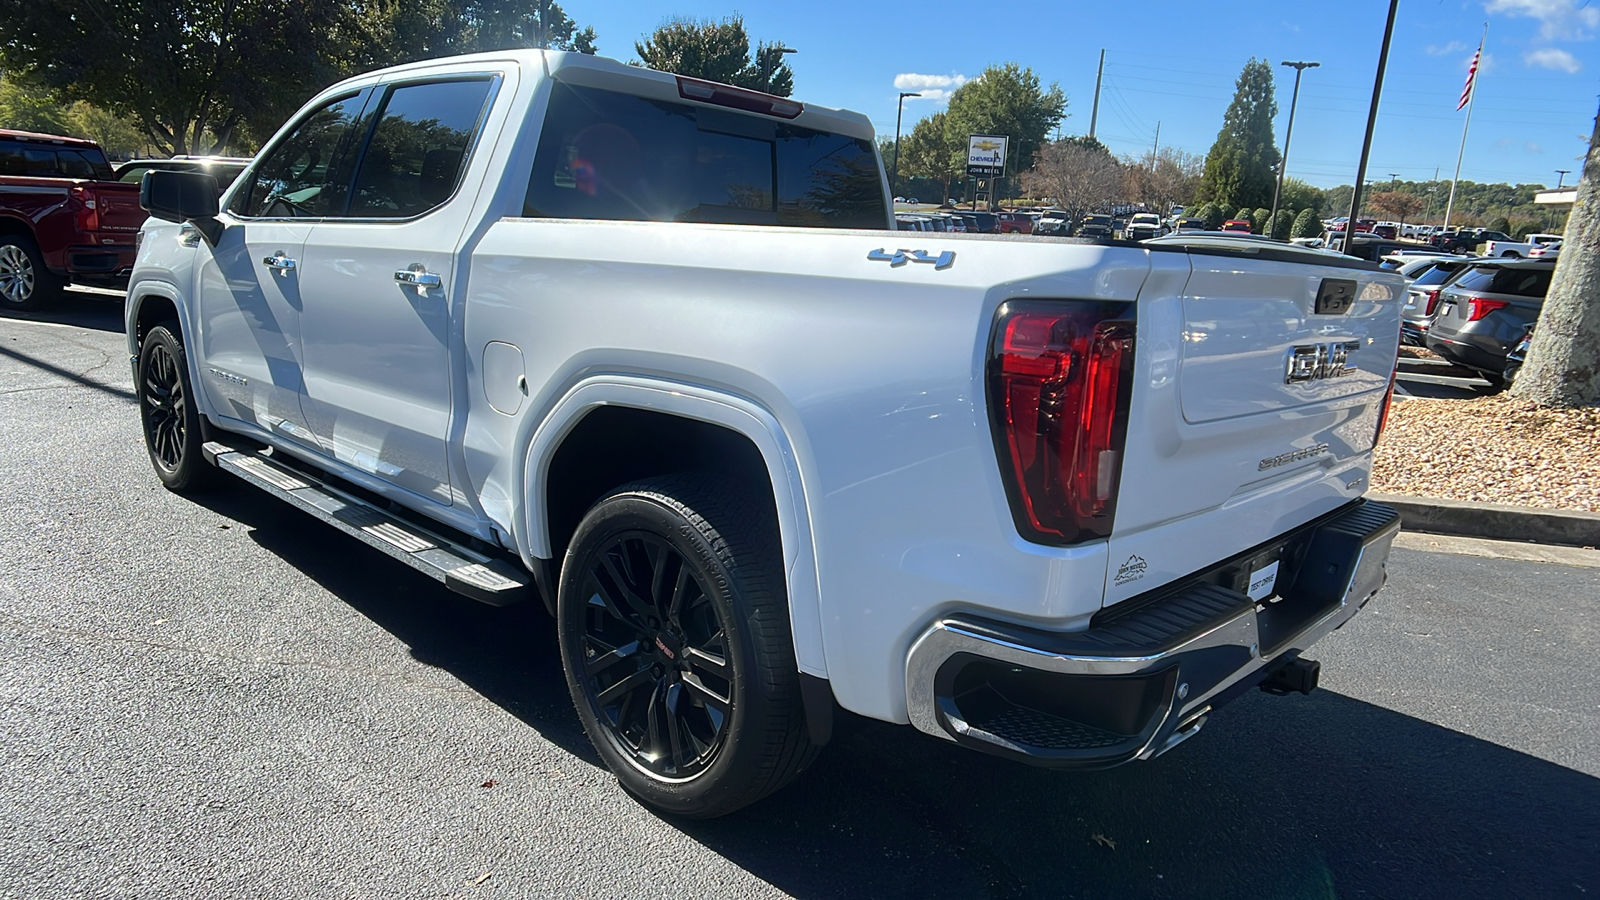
[868,248,955,270]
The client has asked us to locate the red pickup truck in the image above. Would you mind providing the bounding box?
[1,129,145,310]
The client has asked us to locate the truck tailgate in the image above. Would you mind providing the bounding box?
[91,182,147,235]
[1103,247,1402,607]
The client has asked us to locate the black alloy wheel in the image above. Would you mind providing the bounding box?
[576,531,732,780]
[142,337,187,472]
[137,322,219,492]
[558,475,817,818]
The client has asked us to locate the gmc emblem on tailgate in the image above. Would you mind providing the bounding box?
[1285,341,1359,383]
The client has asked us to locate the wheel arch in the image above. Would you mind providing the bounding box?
[125,280,220,423]
[518,377,827,682]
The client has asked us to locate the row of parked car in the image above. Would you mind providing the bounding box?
[1391,251,1556,389]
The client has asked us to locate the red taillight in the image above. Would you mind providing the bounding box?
[1465,297,1509,321]
[70,184,99,233]
[676,75,803,118]
[989,302,1135,544]
[1423,289,1441,316]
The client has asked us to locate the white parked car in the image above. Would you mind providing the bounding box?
[126,50,1404,818]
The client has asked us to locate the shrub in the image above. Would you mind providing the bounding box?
[1292,208,1321,239]
[1268,210,1295,240]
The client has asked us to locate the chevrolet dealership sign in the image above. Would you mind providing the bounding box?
[966,135,1008,177]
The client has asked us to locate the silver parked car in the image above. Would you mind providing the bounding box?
[1424,259,1555,387]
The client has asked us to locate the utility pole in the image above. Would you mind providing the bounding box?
[1342,1,1398,253]
[1269,60,1319,235]
[892,91,920,198]
[1089,49,1105,140]
[1151,121,1160,167]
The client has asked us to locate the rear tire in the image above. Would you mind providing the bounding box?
[557,474,816,818]
[138,322,221,493]
[0,234,63,312]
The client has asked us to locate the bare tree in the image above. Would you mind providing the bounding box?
[1369,191,1422,230]
[1023,139,1121,221]
[1511,101,1600,407]
[1121,147,1202,214]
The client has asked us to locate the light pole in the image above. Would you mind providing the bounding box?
[759,45,796,93]
[1269,60,1319,235]
[1343,0,1400,253]
[1556,169,1571,188]
[893,91,920,198]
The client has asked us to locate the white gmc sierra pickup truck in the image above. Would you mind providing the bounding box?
[126,50,1404,817]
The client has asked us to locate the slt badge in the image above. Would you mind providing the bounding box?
[868,248,955,270]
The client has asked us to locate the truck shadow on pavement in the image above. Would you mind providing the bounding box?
[191,486,1597,900]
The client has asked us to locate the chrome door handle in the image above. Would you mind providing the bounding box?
[262,253,297,271]
[394,268,442,288]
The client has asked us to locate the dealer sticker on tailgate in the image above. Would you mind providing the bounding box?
[1247,560,1281,602]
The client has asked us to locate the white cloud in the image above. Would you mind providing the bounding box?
[1427,40,1468,55]
[1525,47,1583,72]
[894,72,968,103]
[1527,141,1544,152]
[1485,0,1600,39]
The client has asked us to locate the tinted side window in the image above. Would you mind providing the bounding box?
[524,82,886,229]
[56,148,112,179]
[1410,264,1460,287]
[347,78,493,218]
[233,93,367,218]
[1450,267,1497,292]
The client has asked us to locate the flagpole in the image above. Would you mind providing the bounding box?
[1444,23,1487,230]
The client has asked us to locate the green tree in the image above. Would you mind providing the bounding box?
[1488,215,1512,234]
[0,0,357,154]
[0,73,67,133]
[1192,202,1224,229]
[898,112,961,202]
[635,15,794,96]
[1292,208,1321,239]
[1196,58,1280,212]
[1279,178,1325,217]
[1253,207,1270,233]
[945,63,1067,186]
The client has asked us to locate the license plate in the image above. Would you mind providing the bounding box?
[1247,559,1281,602]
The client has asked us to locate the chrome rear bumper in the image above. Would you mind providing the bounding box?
[904,500,1401,768]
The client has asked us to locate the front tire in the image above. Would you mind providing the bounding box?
[0,234,63,312]
[557,475,816,818]
[138,322,220,493]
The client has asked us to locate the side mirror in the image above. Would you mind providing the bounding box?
[140,169,220,223]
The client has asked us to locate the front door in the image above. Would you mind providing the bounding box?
[195,89,371,446]
[296,75,499,506]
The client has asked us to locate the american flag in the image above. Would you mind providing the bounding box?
[1457,43,1482,111]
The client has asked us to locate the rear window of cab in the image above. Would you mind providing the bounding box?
[523,81,886,229]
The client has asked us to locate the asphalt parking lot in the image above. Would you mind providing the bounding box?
[2,291,1597,899]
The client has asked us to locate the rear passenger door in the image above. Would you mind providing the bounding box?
[295,72,502,506]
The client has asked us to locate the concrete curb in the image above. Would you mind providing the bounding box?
[1369,493,1600,549]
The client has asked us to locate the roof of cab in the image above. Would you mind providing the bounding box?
[0,128,102,149]
[318,49,876,142]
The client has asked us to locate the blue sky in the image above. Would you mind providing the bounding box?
[575,0,1585,190]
